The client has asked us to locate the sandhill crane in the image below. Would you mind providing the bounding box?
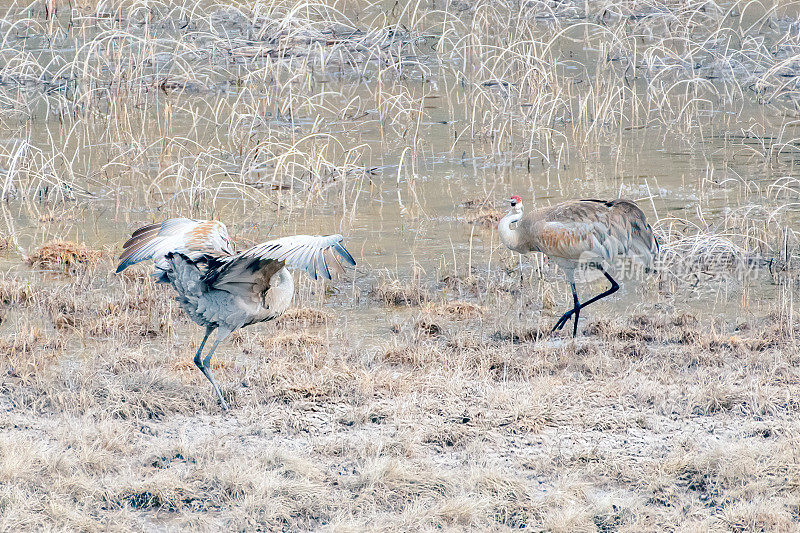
[117,219,356,409]
[499,195,658,337]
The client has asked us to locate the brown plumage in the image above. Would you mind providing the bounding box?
[117,218,233,281]
[499,195,658,337]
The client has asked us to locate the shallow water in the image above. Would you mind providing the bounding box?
[1,0,798,347]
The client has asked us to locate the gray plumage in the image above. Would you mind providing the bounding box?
[118,222,356,410]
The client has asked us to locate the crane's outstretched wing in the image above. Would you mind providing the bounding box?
[116,218,233,273]
[204,234,356,283]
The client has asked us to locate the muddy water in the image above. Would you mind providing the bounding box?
[1,2,798,349]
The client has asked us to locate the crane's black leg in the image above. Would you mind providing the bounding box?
[552,267,620,337]
[571,282,581,338]
[576,267,619,310]
[552,281,580,335]
[194,327,229,410]
[194,327,213,366]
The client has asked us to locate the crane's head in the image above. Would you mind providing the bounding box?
[509,195,523,214]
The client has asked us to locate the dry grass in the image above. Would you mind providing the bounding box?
[27,241,101,273]
[0,275,35,305]
[423,300,484,319]
[276,307,333,327]
[2,259,800,530]
[372,273,430,307]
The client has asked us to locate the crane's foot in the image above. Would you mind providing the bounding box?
[551,311,580,338]
[198,365,230,411]
[213,388,230,411]
[208,379,229,411]
[551,309,575,332]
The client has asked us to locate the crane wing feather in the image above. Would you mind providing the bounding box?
[122,224,161,249]
[217,234,356,281]
[117,218,233,273]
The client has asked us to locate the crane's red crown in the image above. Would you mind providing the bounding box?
[509,195,523,206]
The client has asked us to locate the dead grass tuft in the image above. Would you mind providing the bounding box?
[585,319,656,342]
[31,275,174,339]
[372,276,429,307]
[422,300,484,319]
[0,276,35,305]
[440,272,490,297]
[422,424,475,449]
[720,498,797,532]
[111,480,202,512]
[466,208,503,227]
[381,343,443,366]
[414,318,443,337]
[119,268,152,282]
[277,307,333,327]
[28,241,101,273]
[490,326,544,344]
[59,313,168,338]
[258,332,326,350]
[461,199,504,227]
[0,328,62,358]
[172,359,232,373]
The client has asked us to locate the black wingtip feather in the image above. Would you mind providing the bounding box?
[335,242,356,266]
[116,255,144,273]
[153,269,171,283]
[320,254,331,280]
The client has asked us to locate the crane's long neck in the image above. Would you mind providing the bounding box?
[499,211,524,252]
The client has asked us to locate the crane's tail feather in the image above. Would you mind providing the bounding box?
[639,219,660,269]
[641,233,660,273]
[164,252,205,299]
[615,201,659,270]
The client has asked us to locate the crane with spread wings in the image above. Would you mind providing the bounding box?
[117,218,356,409]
